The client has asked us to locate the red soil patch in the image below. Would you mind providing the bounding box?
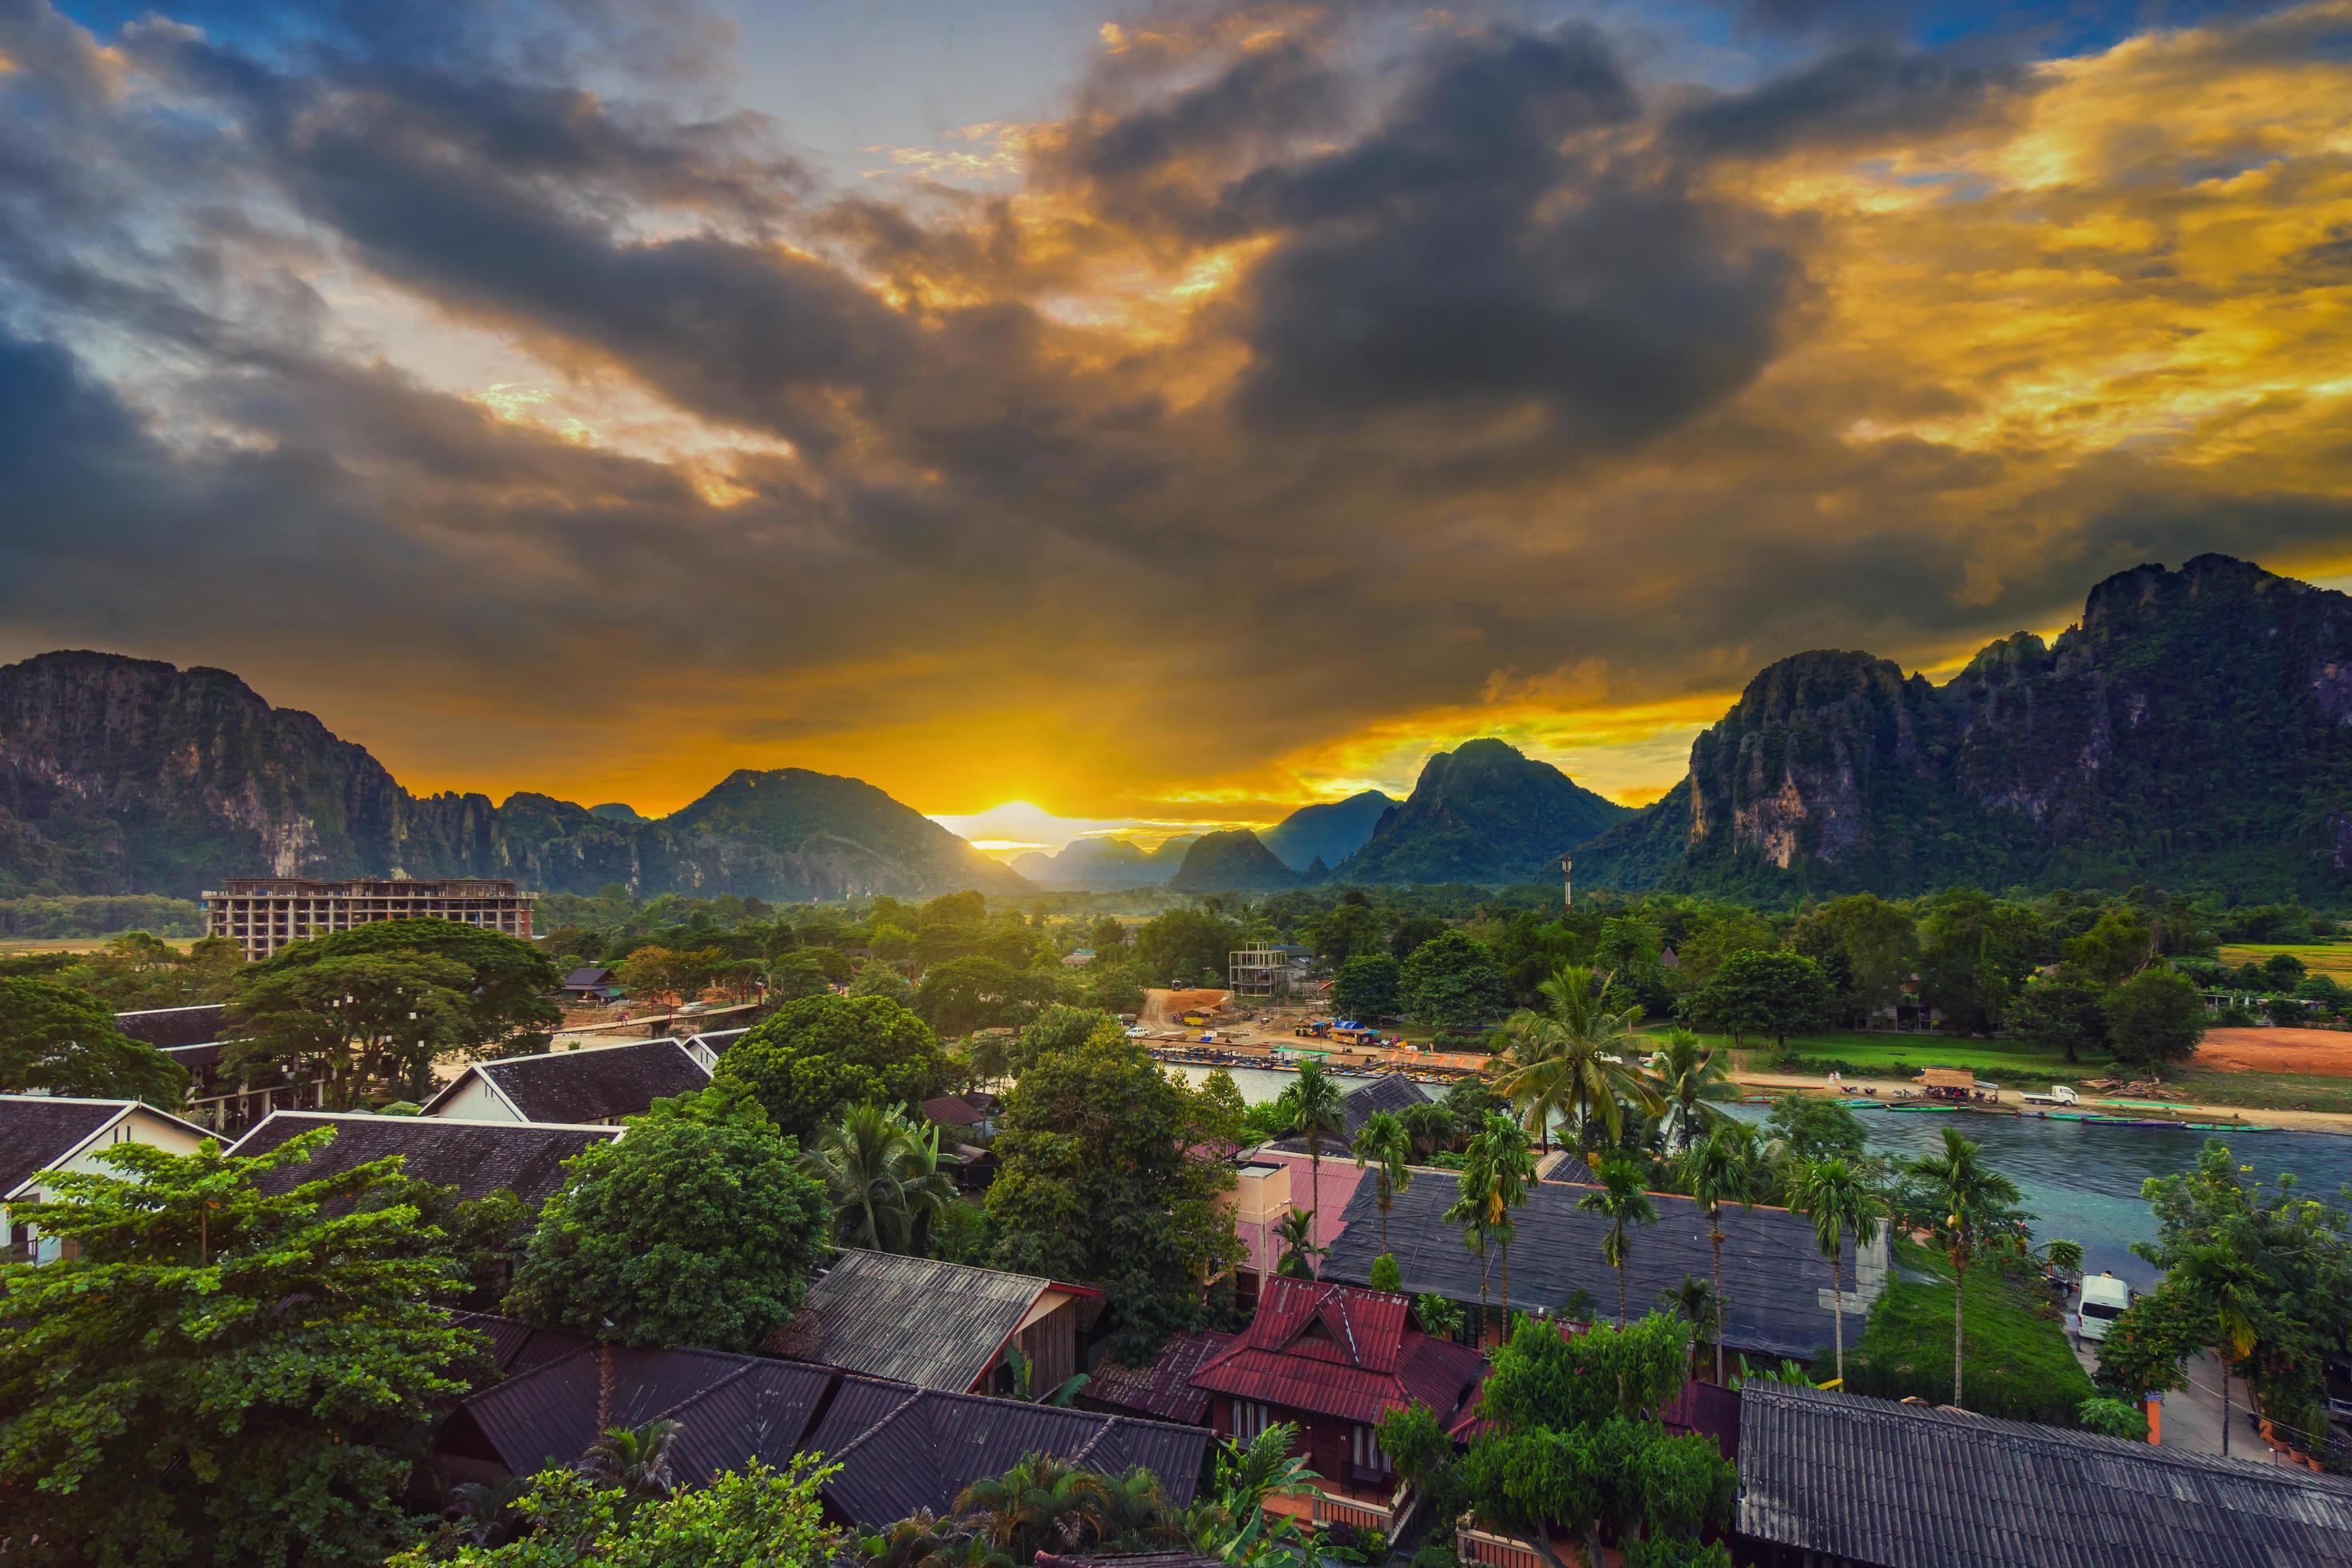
[2195,1026,2352,1077]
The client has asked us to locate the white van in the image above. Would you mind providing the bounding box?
[2078,1273,2132,1342]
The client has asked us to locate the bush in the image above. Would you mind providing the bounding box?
[1843,1240,2096,1425]
[2076,1396,2150,1442]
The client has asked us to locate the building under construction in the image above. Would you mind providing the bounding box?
[1229,943,1313,998]
[202,876,534,961]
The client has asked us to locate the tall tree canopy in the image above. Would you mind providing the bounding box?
[0,976,187,1102]
[716,994,947,1142]
[1398,930,1510,1030]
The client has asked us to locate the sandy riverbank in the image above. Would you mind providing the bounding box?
[1730,1069,2352,1137]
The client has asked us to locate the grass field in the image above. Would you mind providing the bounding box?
[0,934,197,956]
[2166,1067,2352,1116]
[2219,941,2352,979]
[1663,1026,2102,1086]
[1840,1238,2095,1425]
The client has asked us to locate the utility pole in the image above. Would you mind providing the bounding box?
[1562,854,1573,914]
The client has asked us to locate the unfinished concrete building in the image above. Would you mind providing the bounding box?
[202,877,534,961]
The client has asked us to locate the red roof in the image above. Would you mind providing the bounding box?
[1085,1329,1230,1424]
[920,1094,988,1128]
[1190,1277,1486,1427]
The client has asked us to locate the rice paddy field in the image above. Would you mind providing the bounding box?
[2218,941,2352,979]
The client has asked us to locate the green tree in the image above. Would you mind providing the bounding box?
[1642,1027,1734,1154]
[508,1090,831,1352]
[1275,1059,1348,1246]
[1914,892,2042,1034]
[1353,1108,1414,1257]
[1790,1155,1886,1386]
[765,950,837,1003]
[2006,964,2109,1063]
[0,1127,478,1567]
[1332,954,1402,1019]
[1678,1125,1759,1383]
[229,950,479,1108]
[985,1019,1242,1360]
[913,955,1054,1037]
[244,918,559,1046]
[1906,1127,2021,1406]
[1473,1113,1536,1319]
[0,976,188,1102]
[1762,1094,1866,1164]
[1398,930,1510,1031]
[846,962,914,1004]
[1274,1209,1325,1279]
[1791,894,1919,1023]
[803,1102,957,1254]
[393,1455,835,1567]
[1685,949,1834,1049]
[2062,908,2156,986]
[1133,910,1241,986]
[1489,962,1649,1152]
[2102,967,2206,1070]
[717,994,948,1142]
[1578,1153,1659,1326]
[1310,901,1385,969]
[1662,1274,1719,1378]
[1369,1253,1405,1292]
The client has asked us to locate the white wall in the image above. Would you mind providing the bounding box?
[428,1074,520,1122]
[6,1106,210,1264]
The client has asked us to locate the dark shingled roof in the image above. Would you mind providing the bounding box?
[426,1039,710,1123]
[114,1004,228,1049]
[1324,1169,1870,1362]
[0,1096,127,1196]
[447,1310,594,1374]
[806,1375,1210,1526]
[226,1112,617,1205]
[920,1094,990,1128]
[1189,1276,1486,1427]
[775,1250,1062,1391]
[1084,1330,1228,1425]
[447,1346,830,1478]
[1738,1382,2352,1568]
[1268,1071,1431,1155]
[1543,1152,1599,1185]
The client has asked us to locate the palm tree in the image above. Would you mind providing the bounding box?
[803,1102,957,1254]
[1906,1127,2020,1406]
[1489,963,1654,1152]
[856,1510,969,1568]
[1790,1156,1886,1388]
[2169,1242,2266,1458]
[1443,1153,1497,1334]
[1209,1422,1320,1514]
[1577,1153,1658,1326]
[1402,1099,1456,1161]
[1662,1274,1719,1378]
[955,1452,1112,1557]
[1275,1061,1349,1254]
[1353,1109,1414,1258]
[1678,1123,1759,1383]
[1644,1027,1736,1155]
[580,1418,681,1514]
[446,1475,531,1549]
[1273,1209,1326,1279]
[1470,1113,1535,1321]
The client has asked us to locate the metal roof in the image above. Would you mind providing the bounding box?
[113,1004,229,1049]
[1341,1072,1430,1134]
[424,1038,710,1123]
[1737,1382,2352,1568]
[1323,1168,1873,1362]
[447,1310,594,1374]
[1189,1276,1486,1428]
[776,1250,1060,1391]
[227,1112,618,1205]
[0,1095,130,1197]
[452,1345,763,1475]
[806,1375,1210,1526]
[1084,1330,1228,1425]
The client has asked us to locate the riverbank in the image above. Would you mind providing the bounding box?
[1726,1068,2352,1136]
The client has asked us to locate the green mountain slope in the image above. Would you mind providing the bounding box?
[1331,738,1634,886]
[1261,790,1394,873]
[1166,829,1304,890]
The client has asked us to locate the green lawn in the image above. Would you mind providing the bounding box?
[1840,1239,2095,1425]
[2166,1068,2352,1116]
[1659,1026,2102,1086]
[2219,941,2352,980]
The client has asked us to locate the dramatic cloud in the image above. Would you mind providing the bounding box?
[0,0,2348,836]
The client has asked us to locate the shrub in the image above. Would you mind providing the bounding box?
[2077,1397,2150,1442]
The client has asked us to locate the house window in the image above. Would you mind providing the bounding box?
[1351,1425,1391,1475]
[1234,1399,1277,1442]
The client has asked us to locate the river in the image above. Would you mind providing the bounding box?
[1163,1063,2352,1289]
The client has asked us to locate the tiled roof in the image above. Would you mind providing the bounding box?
[1189,1276,1486,1427]
[226,1112,618,1205]
[113,1004,229,1049]
[806,1375,1210,1526]
[426,1039,710,1123]
[1084,1330,1228,1425]
[920,1094,989,1128]
[1341,1072,1429,1134]
[1738,1382,2352,1568]
[1541,1151,1599,1185]
[1323,1170,1870,1362]
[447,1310,594,1374]
[769,1250,1056,1391]
[0,1095,127,1196]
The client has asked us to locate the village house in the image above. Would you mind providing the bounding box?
[682,1026,751,1071]
[766,1249,1101,1396]
[226,1111,619,1206]
[420,1038,710,1126]
[114,1003,323,1135]
[1,1094,212,1264]
[1188,1277,1487,1534]
[560,965,625,1000]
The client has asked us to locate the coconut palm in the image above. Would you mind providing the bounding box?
[1402,1099,1456,1160]
[1094,1466,1182,1547]
[955,1453,1112,1557]
[1662,1274,1719,1378]
[1275,1061,1349,1249]
[1442,1154,1497,1334]
[1906,1127,2020,1406]
[579,1418,680,1514]
[1643,1027,1737,1155]
[1353,1108,1415,1257]
[1678,1123,1760,1383]
[1488,963,1654,1152]
[1470,1113,1536,1321]
[1577,1153,1658,1326]
[1273,1209,1326,1279]
[2167,1242,2267,1458]
[803,1102,958,1254]
[856,1510,970,1568]
[1790,1156,1886,1388]
[446,1475,531,1549]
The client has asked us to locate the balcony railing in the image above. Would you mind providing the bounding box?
[1457,1524,1545,1568]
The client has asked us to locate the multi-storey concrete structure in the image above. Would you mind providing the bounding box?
[201,877,534,961]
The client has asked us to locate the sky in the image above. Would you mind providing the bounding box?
[2,0,2350,857]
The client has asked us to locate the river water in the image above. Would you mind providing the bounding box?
[1165,1063,2352,1289]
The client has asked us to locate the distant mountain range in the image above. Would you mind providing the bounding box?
[1010,835,1196,890]
[1262,790,1394,873]
[0,652,1023,902]
[1012,790,1395,891]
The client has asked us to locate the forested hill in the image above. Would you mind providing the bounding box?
[1331,738,1634,885]
[0,651,1024,901]
[1577,554,2352,899]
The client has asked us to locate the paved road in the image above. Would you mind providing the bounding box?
[2158,1351,2234,1457]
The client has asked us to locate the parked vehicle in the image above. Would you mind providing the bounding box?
[2022,1086,2082,1107]
[2078,1273,2132,1342]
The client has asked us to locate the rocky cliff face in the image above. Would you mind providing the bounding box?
[0,651,1026,902]
[1582,555,2352,896]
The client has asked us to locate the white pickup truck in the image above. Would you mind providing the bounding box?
[2022,1085,2081,1107]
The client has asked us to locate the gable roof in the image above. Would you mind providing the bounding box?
[422,1038,710,1123]
[806,1375,1210,1526]
[0,1095,138,1198]
[226,1112,618,1205]
[1189,1276,1486,1427]
[920,1094,990,1128]
[1084,1330,1228,1425]
[562,966,616,988]
[1341,1072,1429,1133]
[1738,1382,2352,1568]
[447,1310,596,1375]
[1324,1170,1870,1362]
[773,1250,1066,1391]
[114,1004,229,1049]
